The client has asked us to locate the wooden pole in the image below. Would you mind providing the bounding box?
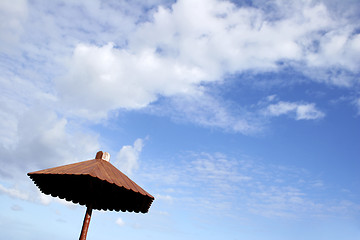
[79,205,93,240]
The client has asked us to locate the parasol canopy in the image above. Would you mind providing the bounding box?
[28,151,154,213]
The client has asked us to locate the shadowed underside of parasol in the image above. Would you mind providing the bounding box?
[28,157,154,213]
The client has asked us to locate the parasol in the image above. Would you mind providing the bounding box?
[28,151,154,240]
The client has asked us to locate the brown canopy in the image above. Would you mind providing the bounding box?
[28,151,154,213]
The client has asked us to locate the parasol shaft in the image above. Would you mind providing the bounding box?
[79,205,93,240]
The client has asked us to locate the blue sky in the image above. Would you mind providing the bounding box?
[0,0,359,239]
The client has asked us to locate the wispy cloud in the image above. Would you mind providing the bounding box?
[140,151,359,219]
[354,97,360,115]
[149,94,263,134]
[264,101,325,120]
[11,204,23,211]
[0,183,29,200]
[0,0,28,53]
[155,194,174,203]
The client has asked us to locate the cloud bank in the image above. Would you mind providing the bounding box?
[55,0,359,127]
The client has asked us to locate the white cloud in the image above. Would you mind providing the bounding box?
[38,192,53,205]
[129,0,359,83]
[155,194,174,203]
[116,138,145,176]
[115,217,125,227]
[56,42,206,121]
[0,183,29,200]
[0,106,100,171]
[0,74,100,205]
[265,101,325,120]
[295,103,325,120]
